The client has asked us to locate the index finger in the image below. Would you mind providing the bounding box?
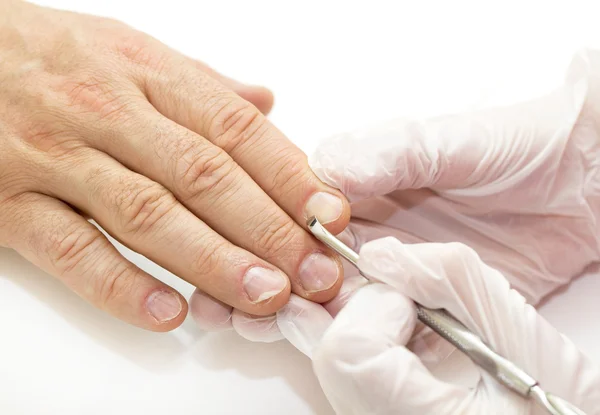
[139,55,351,234]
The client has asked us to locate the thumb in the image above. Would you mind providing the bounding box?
[312,284,472,415]
[309,84,586,203]
[358,238,600,412]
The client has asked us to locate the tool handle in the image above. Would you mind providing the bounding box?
[416,305,537,397]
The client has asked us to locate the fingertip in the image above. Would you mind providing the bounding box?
[323,274,368,317]
[303,189,351,236]
[144,289,188,332]
[323,192,352,236]
[277,294,333,358]
[189,289,233,332]
[294,252,344,304]
[241,274,292,317]
[237,85,274,115]
[231,310,283,343]
[191,59,275,115]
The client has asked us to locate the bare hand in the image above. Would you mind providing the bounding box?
[0,0,350,331]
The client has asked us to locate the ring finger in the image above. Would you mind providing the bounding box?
[2,192,186,331]
[43,148,291,316]
[83,103,343,302]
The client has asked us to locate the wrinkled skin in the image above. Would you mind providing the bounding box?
[0,0,351,331]
[212,50,600,349]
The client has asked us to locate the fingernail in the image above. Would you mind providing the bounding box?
[299,253,340,292]
[304,192,343,225]
[147,291,182,323]
[243,267,288,303]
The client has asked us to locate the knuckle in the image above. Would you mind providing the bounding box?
[95,263,136,309]
[50,226,104,274]
[115,181,178,236]
[8,97,85,158]
[189,237,228,281]
[207,98,266,153]
[175,145,238,202]
[264,150,310,196]
[0,192,34,248]
[252,213,299,259]
[57,75,134,123]
[113,32,169,72]
[17,117,80,157]
[0,163,34,201]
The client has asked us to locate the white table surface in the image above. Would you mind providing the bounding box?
[2,1,600,414]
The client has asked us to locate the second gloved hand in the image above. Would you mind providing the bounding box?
[191,49,600,342]
[311,49,600,305]
[277,238,600,414]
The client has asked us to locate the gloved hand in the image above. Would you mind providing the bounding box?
[310,49,600,305]
[277,238,600,414]
[191,49,600,341]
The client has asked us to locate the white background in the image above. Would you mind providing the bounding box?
[1,1,600,414]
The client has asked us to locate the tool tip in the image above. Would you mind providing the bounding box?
[306,216,319,228]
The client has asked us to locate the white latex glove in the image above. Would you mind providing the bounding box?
[277,238,600,414]
[191,49,600,343]
[310,49,600,305]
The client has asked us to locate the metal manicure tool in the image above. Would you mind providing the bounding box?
[307,216,587,415]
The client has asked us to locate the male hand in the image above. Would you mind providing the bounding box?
[212,49,600,343]
[0,0,350,331]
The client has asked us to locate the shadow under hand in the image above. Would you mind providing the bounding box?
[1,247,334,413]
[0,248,185,371]
[195,330,335,415]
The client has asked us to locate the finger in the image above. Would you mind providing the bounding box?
[2,192,186,331]
[359,239,600,411]
[140,58,351,234]
[359,239,600,402]
[231,309,283,343]
[189,289,284,343]
[322,274,368,317]
[312,284,472,414]
[189,289,233,331]
[339,220,457,365]
[85,107,342,302]
[358,238,520,345]
[190,275,366,342]
[188,59,274,115]
[276,294,334,359]
[218,274,368,343]
[190,289,284,342]
[309,87,582,202]
[46,149,291,315]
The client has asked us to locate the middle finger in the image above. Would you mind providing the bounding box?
[43,148,291,315]
[84,101,343,302]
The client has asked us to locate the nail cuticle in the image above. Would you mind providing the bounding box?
[304,192,344,225]
[242,266,288,304]
[298,251,340,293]
[146,290,182,323]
